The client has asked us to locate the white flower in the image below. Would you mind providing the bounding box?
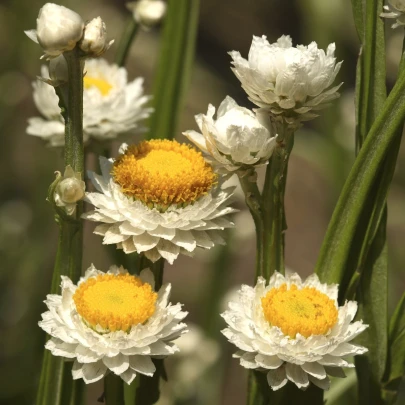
[381,0,405,28]
[229,35,342,125]
[126,0,167,28]
[183,96,277,173]
[27,58,152,146]
[54,165,85,215]
[79,17,114,57]
[25,3,84,58]
[82,139,236,264]
[221,272,368,391]
[38,265,188,384]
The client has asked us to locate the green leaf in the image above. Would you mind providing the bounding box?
[350,0,365,40]
[382,292,405,399]
[315,59,405,284]
[354,221,388,405]
[147,0,200,140]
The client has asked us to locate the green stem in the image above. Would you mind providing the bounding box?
[238,173,264,280]
[261,126,294,278]
[63,49,84,175]
[115,17,139,67]
[104,373,125,405]
[36,48,85,405]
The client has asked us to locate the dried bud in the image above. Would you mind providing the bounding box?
[126,0,167,28]
[79,17,114,57]
[25,3,84,58]
[54,166,85,215]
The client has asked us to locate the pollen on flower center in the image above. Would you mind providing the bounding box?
[73,273,157,332]
[112,139,217,209]
[261,283,338,338]
[83,76,113,96]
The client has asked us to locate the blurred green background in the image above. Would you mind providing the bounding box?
[1,0,404,404]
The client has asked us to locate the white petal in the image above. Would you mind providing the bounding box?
[82,360,108,384]
[75,345,101,363]
[45,339,77,358]
[156,240,180,264]
[129,355,156,376]
[267,368,288,391]
[285,363,309,389]
[103,353,130,375]
[120,368,137,385]
[255,354,284,370]
[239,352,260,369]
[301,362,326,380]
[308,375,331,390]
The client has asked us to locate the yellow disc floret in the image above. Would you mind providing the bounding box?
[73,273,157,332]
[112,139,217,209]
[261,283,338,338]
[83,76,113,96]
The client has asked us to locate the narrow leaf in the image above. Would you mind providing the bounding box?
[147,0,200,140]
[315,61,405,284]
[382,292,405,398]
[350,0,365,40]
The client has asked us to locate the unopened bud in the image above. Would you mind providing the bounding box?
[126,0,167,28]
[25,3,84,58]
[79,17,114,57]
[54,165,85,215]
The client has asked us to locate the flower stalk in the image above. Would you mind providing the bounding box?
[239,123,295,405]
[115,17,139,67]
[36,47,85,405]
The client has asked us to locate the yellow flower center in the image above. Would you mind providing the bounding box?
[73,273,157,332]
[112,139,217,209]
[261,283,338,338]
[83,76,113,96]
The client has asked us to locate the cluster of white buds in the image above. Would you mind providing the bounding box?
[25,3,113,59]
[54,166,85,215]
[126,0,167,28]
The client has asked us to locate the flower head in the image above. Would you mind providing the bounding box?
[54,165,85,215]
[381,0,405,28]
[229,35,342,125]
[39,265,188,384]
[183,96,277,173]
[25,3,84,58]
[221,272,368,391]
[126,0,167,28]
[79,17,114,57]
[27,58,152,146]
[82,139,236,264]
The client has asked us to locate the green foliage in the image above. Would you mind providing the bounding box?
[147,0,200,140]
[382,292,405,402]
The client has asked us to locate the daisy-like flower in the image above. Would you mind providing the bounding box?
[126,0,167,29]
[381,0,405,28]
[183,96,277,173]
[229,35,342,125]
[83,139,236,264]
[221,272,368,391]
[39,265,188,384]
[27,58,152,146]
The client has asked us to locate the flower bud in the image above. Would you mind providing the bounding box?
[25,3,84,58]
[79,17,114,57]
[54,165,85,215]
[126,0,167,28]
